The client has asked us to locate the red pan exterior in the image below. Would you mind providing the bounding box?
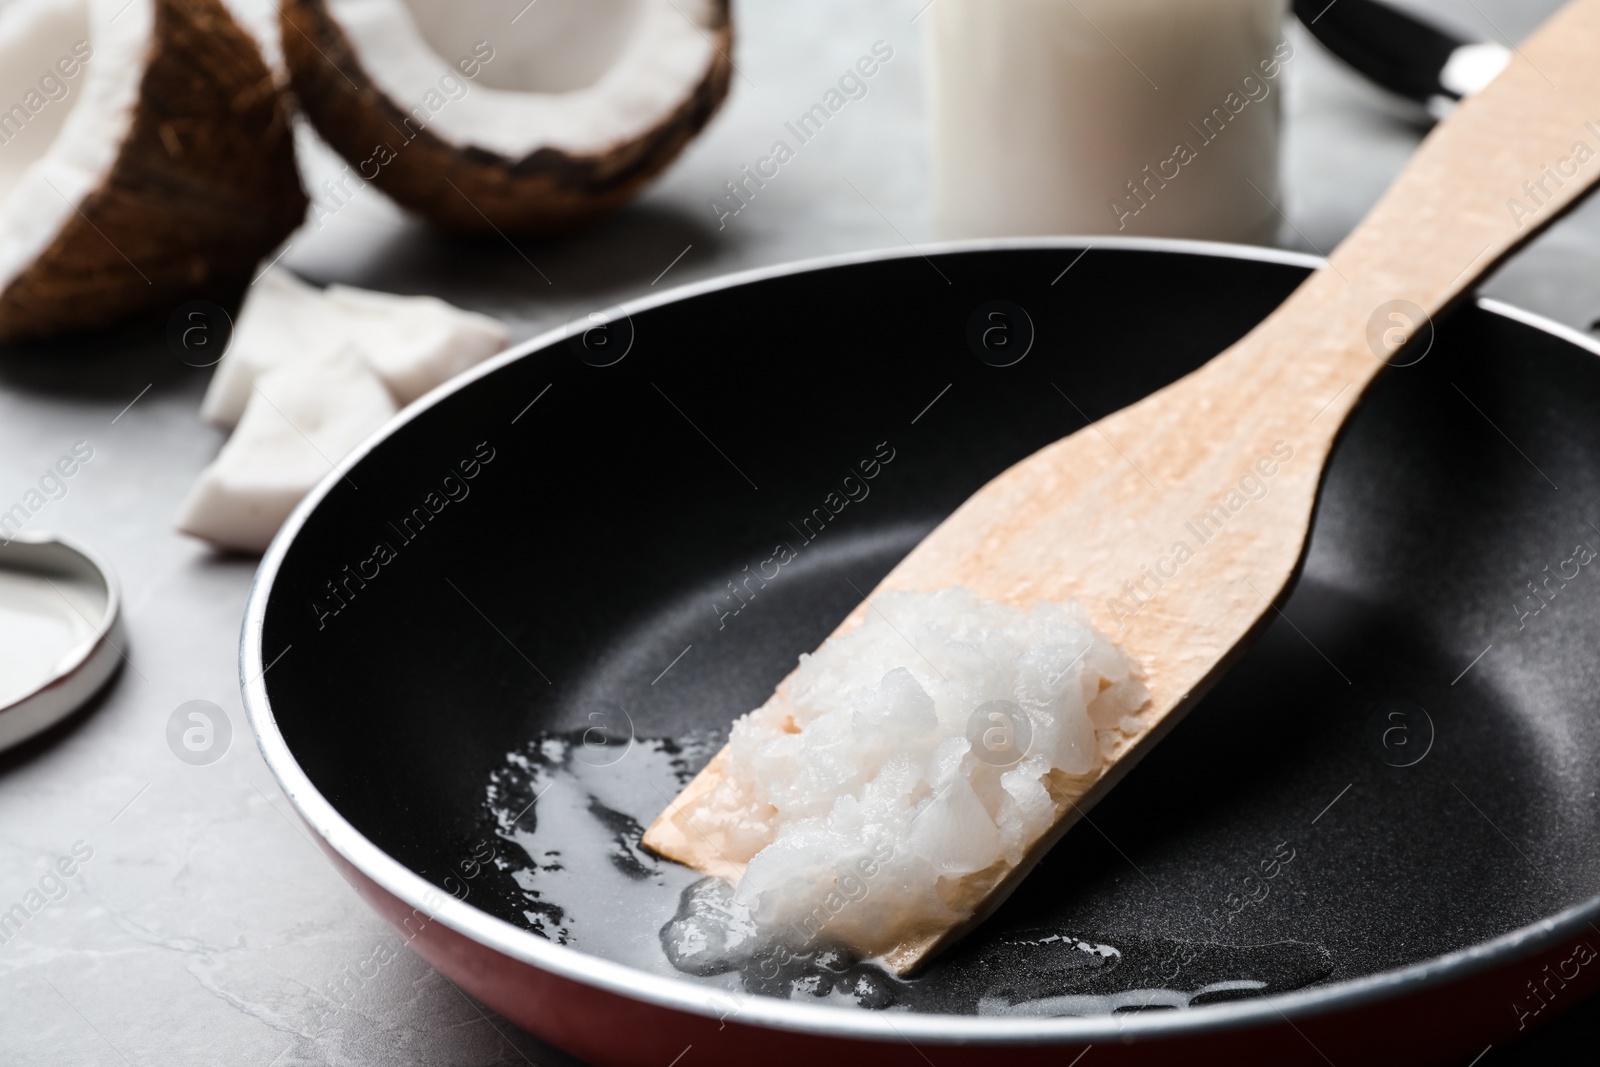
[320,833,1598,1066]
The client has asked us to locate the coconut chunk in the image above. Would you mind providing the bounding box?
[322,284,510,404]
[281,0,732,233]
[199,268,336,427]
[0,0,305,340]
[199,267,509,427]
[176,348,395,553]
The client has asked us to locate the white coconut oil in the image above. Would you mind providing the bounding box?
[690,587,1147,960]
[926,0,1289,242]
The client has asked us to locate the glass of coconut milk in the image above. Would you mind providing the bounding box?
[925,0,1290,243]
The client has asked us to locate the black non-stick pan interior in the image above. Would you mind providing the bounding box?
[260,244,1600,1015]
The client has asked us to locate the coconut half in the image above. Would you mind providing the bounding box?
[281,0,732,233]
[0,0,306,340]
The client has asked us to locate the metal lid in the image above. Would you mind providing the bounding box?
[0,532,123,753]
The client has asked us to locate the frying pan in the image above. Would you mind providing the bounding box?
[243,238,1600,1065]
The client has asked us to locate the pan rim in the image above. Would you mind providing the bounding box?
[241,235,1600,1045]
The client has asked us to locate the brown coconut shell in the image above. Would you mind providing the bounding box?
[281,0,733,235]
[0,0,307,342]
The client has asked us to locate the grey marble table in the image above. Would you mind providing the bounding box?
[1,1,1596,1063]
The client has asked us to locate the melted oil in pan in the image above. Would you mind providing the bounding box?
[484,730,1332,1014]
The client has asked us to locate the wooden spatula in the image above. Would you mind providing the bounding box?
[645,0,1600,974]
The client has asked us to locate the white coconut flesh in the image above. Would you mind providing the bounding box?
[181,268,508,552]
[321,283,511,403]
[199,267,510,428]
[0,0,148,297]
[325,0,718,158]
[177,348,398,554]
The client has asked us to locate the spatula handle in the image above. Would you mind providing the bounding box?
[1221,0,1600,424]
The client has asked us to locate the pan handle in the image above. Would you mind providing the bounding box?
[1293,0,1508,115]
